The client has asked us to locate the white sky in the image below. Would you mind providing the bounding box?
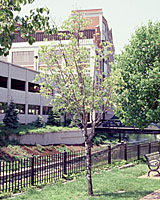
[21,0,160,54]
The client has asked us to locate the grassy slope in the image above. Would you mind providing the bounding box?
[8,164,160,200]
[0,124,79,135]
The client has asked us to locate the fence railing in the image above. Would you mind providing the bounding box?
[0,141,160,194]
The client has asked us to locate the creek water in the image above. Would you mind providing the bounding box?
[126,133,160,144]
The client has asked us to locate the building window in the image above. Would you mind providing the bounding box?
[28,82,40,93]
[12,51,34,65]
[28,105,40,115]
[0,76,7,88]
[43,106,52,115]
[0,102,7,114]
[16,104,25,114]
[11,79,25,91]
[102,22,106,32]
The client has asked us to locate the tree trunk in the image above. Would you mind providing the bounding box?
[85,141,93,196]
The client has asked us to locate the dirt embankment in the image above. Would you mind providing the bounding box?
[0,144,109,161]
[0,144,86,161]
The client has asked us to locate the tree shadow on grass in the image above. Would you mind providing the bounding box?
[93,190,154,199]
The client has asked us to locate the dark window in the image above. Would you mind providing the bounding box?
[11,79,25,91]
[0,76,8,88]
[28,82,40,93]
[43,106,52,115]
[0,102,7,114]
[87,113,90,122]
[16,104,25,114]
[28,105,40,115]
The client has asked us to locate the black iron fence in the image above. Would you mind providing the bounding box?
[0,141,160,194]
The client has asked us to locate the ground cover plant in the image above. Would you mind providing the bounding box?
[0,123,78,136]
[5,163,160,200]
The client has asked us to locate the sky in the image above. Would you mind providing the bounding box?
[21,0,160,54]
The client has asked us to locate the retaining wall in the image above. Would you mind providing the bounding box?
[8,129,91,145]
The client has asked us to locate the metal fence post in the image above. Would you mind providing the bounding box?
[124,143,127,161]
[158,141,160,153]
[148,142,151,154]
[63,151,67,175]
[31,156,34,186]
[137,144,140,160]
[108,144,111,164]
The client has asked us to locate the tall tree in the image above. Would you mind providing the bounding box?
[37,13,114,196]
[111,21,160,128]
[0,0,56,56]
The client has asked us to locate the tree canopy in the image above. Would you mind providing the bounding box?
[0,0,56,56]
[37,13,113,195]
[111,21,160,128]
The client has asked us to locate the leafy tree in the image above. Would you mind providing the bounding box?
[0,0,56,56]
[3,101,19,128]
[37,13,113,196]
[111,21,160,128]
[34,115,45,128]
[47,109,61,126]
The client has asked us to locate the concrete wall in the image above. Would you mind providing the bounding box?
[8,129,90,145]
[0,61,52,124]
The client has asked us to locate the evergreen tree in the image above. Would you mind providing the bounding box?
[3,101,19,128]
[47,109,61,126]
[34,115,45,128]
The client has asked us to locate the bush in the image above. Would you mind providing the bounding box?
[33,115,45,128]
[47,109,61,126]
[3,101,19,128]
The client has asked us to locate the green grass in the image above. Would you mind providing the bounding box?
[0,124,79,136]
[6,164,160,200]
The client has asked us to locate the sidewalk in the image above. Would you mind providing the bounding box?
[140,189,160,200]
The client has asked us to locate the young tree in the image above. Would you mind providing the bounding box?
[37,13,113,196]
[3,101,19,128]
[47,109,61,126]
[34,115,45,128]
[0,0,56,56]
[111,21,160,128]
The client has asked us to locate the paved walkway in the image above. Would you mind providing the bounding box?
[140,189,160,200]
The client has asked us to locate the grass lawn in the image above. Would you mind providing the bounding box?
[7,164,160,200]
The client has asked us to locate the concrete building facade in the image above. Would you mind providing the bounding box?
[0,61,52,124]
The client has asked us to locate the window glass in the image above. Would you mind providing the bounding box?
[12,51,34,65]
[28,105,40,115]
[16,104,25,114]
[43,106,52,115]
[11,79,25,91]
[0,102,7,114]
[28,82,40,93]
[0,76,7,88]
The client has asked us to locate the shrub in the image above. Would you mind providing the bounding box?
[34,115,45,128]
[3,101,19,128]
[47,109,61,126]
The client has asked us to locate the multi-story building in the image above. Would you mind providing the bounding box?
[0,61,52,124]
[0,9,114,123]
